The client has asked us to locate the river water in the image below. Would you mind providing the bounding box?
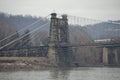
[0,67,120,80]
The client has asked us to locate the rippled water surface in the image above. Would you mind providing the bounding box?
[0,67,120,80]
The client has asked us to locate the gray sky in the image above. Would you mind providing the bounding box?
[0,0,120,20]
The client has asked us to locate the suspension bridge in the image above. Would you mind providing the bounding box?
[0,13,120,66]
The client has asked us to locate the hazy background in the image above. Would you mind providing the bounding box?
[0,0,120,20]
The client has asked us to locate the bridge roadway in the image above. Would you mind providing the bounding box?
[64,42,120,48]
[0,46,48,57]
[0,42,120,57]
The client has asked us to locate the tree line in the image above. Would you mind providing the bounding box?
[0,12,49,50]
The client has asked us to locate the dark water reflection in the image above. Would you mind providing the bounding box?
[0,67,120,80]
[49,67,71,80]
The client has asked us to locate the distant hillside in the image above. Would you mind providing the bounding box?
[0,12,92,44]
[69,25,93,43]
[0,12,120,44]
[0,12,49,30]
[0,12,50,47]
[85,21,120,40]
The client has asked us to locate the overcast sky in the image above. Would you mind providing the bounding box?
[0,0,120,20]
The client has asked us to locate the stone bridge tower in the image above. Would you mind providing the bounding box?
[47,13,58,66]
[47,13,73,66]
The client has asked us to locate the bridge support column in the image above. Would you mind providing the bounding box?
[47,13,73,66]
[103,47,108,65]
[47,45,57,65]
[114,48,119,64]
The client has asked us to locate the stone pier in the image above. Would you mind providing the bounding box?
[103,47,119,65]
[103,47,108,65]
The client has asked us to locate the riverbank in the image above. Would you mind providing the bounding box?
[0,57,120,71]
[0,57,53,71]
